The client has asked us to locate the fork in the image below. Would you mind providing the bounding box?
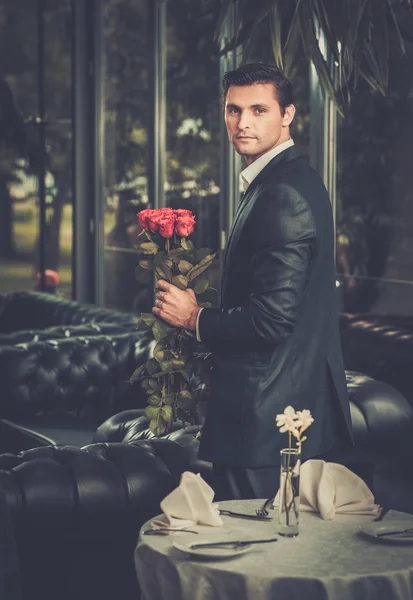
[142,528,199,535]
[255,497,275,519]
[219,509,272,521]
[373,507,390,522]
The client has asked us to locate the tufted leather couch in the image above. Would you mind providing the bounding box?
[1,301,413,599]
[0,370,412,600]
[0,291,151,452]
[339,312,413,522]
[93,371,413,492]
[340,312,413,410]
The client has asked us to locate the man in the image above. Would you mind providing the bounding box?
[153,63,353,500]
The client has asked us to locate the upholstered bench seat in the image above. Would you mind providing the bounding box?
[93,370,413,494]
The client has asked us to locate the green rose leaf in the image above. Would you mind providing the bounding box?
[163,394,175,406]
[129,363,145,383]
[187,253,216,282]
[193,278,209,294]
[138,242,159,255]
[144,405,160,420]
[146,357,161,375]
[147,394,161,406]
[153,342,167,362]
[161,405,174,423]
[149,417,167,436]
[176,408,190,423]
[181,238,195,251]
[171,274,188,290]
[153,251,166,267]
[177,260,193,274]
[138,313,156,328]
[177,389,193,410]
[176,369,191,384]
[141,380,151,392]
[148,378,161,391]
[195,248,212,262]
[155,263,173,282]
[152,318,175,341]
[160,358,186,372]
[139,259,153,270]
[169,247,185,258]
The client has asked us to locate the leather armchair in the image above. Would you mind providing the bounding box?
[94,370,413,492]
[0,291,150,451]
[0,442,176,600]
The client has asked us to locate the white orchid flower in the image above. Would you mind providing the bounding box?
[279,415,302,434]
[275,405,314,450]
[296,409,314,433]
[276,405,297,426]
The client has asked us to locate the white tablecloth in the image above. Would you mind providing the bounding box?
[135,499,413,600]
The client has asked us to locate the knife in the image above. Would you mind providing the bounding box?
[376,527,413,538]
[190,537,278,549]
[219,509,272,521]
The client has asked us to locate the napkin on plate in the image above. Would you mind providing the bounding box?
[273,459,379,521]
[151,471,223,530]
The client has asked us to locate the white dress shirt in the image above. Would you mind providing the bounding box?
[195,139,295,342]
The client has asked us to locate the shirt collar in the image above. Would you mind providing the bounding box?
[240,139,295,192]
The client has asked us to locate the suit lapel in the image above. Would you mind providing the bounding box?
[223,146,297,276]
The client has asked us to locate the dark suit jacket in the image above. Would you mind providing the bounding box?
[198,146,353,467]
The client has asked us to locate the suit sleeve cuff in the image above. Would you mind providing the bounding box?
[196,308,203,342]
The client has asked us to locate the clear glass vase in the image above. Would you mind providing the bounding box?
[278,448,301,537]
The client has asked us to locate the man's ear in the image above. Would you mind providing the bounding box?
[283,104,296,127]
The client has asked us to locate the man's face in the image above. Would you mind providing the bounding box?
[224,83,295,165]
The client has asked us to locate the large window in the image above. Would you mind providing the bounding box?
[102,0,150,312]
[336,40,413,315]
[166,0,221,306]
[102,0,222,313]
[0,0,73,298]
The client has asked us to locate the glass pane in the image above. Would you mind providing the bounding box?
[102,0,150,312]
[0,0,39,293]
[43,0,73,299]
[0,0,73,298]
[166,0,221,306]
[336,39,413,316]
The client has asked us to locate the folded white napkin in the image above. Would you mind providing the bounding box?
[151,471,223,530]
[274,459,379,521]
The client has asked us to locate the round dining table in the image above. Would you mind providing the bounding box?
[134,499,413,600]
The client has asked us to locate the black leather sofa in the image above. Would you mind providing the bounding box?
[339,312,413,519]
[0,291,151,453]
[1,299,413,600]
[340,312,413,410]
[0,369,412,600]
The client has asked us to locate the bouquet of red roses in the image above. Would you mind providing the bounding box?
[130,207,216,435]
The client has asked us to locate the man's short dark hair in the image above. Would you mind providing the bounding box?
[222,63,293,115]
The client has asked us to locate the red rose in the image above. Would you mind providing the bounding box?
[150,208,176,238]
[175,209,196,237]
[137,208,154,232]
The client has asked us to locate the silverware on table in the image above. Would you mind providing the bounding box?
[255,497,275,519]
[373,507,390,522]
[375,527,413,538]
[143,529,199,535]
[219,509,272,521]
[190,537,278,550]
